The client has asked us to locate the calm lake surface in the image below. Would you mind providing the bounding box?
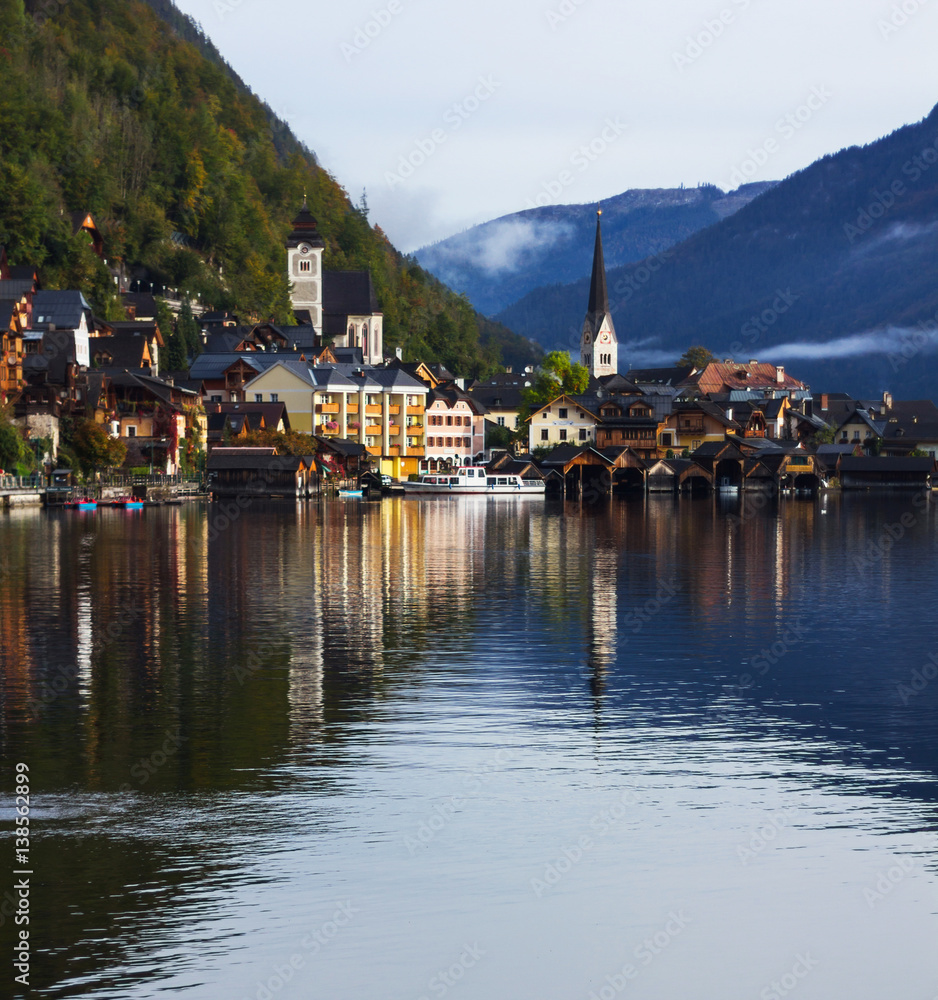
[1,493,938,999]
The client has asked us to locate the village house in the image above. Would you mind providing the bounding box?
[527,394,600,451]
[423,385,486,469]
[657,400,740,454]
[105,371,206,474]
[593,397,659,461]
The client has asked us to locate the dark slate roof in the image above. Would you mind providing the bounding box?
[333,347,364,365]
[32,290,92,329]
[211,401,290,431]
[315,436,366,457]
[539,444,588,466]
[208,452,306,472]
[188,353,270,380]
[839,457,935,473]
[281,325,318,351]
[428,385,487,414]
[627,366,695,385]
[90,336,149,369]
[120,293,158,318]
[0,279,35,300]
[468,384,524,409]
[597,373,641,394]
[204,331,252,353]
[323,271,380,316]
[362,366,426,391]
[6,266,38,283]
[0,299,17,331]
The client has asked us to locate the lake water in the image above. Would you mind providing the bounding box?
[1,493,937,999]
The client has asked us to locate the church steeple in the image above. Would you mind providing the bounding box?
[286,199,325,328]
[586,210,609,329]
[580,209,617,378]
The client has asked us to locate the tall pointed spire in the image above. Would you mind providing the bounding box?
[579,207,618,378]
[585,209,609,332]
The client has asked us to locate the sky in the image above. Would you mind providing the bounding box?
[172,0,938,253]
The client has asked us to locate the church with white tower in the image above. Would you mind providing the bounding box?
[286,200,384,365]
[579,210,618,378]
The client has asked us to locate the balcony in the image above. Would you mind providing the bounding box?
[406,406,423,415]
[387,405,400,415]
[365,425,381,436]
[365,404,382,415]
[315,403,339,414]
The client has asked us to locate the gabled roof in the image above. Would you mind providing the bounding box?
[682,361,807,394]
[315,436,366,457]
[90,336,150,369]
[0,299,18,332]
[210,401,290,431]
[188,353,269,380]
[32,290,92,329]
[323,271,380,316]
[528,393,601,422]
[428,385,487,413]
[627,366,695,385]
[0,279,36,300]
[120,293,157,319]
[539,443,590,466]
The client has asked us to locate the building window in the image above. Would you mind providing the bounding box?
[853,430,860,440]
[271,394,278,403]
[446,437,453,447]
[540,429,549,441]
[255,393,263,402]
[211,395,222,403]
[127,426,136,437]
[299,260,311,273]
[446,415,453,426]
[579,428,587,440]
[559,429,567,441]
[463,437,470,448]
[559,408,568,419]
[497,417,505,427]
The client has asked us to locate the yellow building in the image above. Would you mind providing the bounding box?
[244,362,427,478]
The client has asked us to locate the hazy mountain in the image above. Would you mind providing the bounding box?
[415,183,776,316]
[496,102,938,398]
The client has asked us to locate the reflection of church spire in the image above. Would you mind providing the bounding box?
[586,547,618,699]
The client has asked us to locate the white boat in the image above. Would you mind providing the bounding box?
[401,465,545,496]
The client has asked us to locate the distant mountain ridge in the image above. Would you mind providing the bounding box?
[495,102,938,399]
[414,183,776,316]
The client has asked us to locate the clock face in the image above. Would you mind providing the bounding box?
[299,244,310,255]
[584,334,591,344]
[600,332,609,342]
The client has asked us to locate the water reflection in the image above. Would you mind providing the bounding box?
[1,495,937,998]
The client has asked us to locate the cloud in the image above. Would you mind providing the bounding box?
[769,325,938,362]
[424,217,574,277]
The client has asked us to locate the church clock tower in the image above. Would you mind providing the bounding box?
[580,209,618,378]
[286,199,326,328]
